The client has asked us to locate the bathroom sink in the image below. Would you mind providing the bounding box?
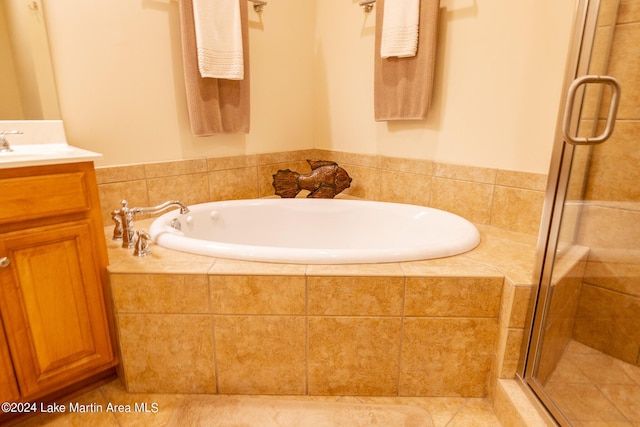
[0,143,102,168]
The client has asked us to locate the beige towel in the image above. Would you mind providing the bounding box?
[374,0,439,121]
[380,0,420,58]
[179,0,250,135]
[192,0,244,79]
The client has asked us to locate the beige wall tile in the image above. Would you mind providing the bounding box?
[321,151,381,169]
[608,23,640,119]
[585,122,640,202]
[146,173,210,207]
[491,186,544,235]
[256,149,318,166]
[209,259,307,276]
[431,177,494,224]
[307,276,404,316]
[381,157,433,175]
[118,314,216,393]
[144,159,207,178]
[111,274,210,313]
[405,277,503,317]
[208,167,259,201]
[400,317,498,397]
[400,260,501,277]
[578,203,640,250]
[618,0,640,24]
[494,326,525,379]
[379,170,431,206]
[495,170,547,192]
[214,315,306,394]
[210,275,306,315]
[500,280,533,329]
[340,164,381,200]
[573,284,640,365]
[434,163,496,184]
[96,164,146,184]
[206,154,257,171]
[584,256,640,296]
[536,303,580,384]
[306,263,404,277]
[209,258,307,276]
[98,180,149,224]
[308,317,401,395]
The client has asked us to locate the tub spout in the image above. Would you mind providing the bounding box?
[131,200,191,216]
[113,200,190,249]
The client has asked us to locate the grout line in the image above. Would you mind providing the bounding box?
[395,276,407,397]
[305,275,310,396]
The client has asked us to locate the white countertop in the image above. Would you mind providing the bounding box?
[0,143,102,169]
[0,120,102,169]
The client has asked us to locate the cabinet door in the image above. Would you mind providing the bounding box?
[0,220,114,399]
[0,318,19,402]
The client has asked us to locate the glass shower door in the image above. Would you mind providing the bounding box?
[521,0,640,425]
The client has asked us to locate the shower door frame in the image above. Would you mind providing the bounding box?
[518,0,608,424]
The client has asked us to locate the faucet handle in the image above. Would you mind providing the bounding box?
[133,230,152,257]
[111,210,124,240]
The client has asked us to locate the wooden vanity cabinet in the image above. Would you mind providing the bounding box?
[0,162,117,408]
[0,317,20,403]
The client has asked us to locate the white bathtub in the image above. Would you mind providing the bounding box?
[149,198,481,264]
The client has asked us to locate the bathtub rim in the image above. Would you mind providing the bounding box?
[148,198,481,265]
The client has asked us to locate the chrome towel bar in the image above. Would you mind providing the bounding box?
[248,0,267,13]
[359,0,375,13]
[174,0,267,13]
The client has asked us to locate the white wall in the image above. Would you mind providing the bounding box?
[315,0,575,173]
[44,0,316,165]
[44,0,574,173]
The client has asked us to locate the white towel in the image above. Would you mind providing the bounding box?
[192,0,244,80]
[380,0,420,58]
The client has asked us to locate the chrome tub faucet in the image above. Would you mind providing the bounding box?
[112,200,190,249]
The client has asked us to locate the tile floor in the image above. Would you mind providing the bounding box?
[545,340,640,426]
[10,379,503,426]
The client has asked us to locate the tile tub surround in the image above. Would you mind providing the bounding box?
[106,219,538,399]
[95,149,547,237]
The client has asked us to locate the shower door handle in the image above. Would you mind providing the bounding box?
[562,75,621,145]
